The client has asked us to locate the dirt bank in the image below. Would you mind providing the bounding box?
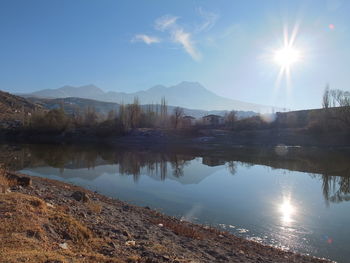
[0,174,332,263]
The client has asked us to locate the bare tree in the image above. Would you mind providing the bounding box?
[128,97,141,129]
[322,87,350,127]
[160,97,168,127]
[84,106,99,126]
[172,107,184,129]
[225,110,236,127]
[118,103,128,129]
[322,85,330,109]
[107,109,116,120]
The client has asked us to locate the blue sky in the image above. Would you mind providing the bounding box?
[0,0,349,110]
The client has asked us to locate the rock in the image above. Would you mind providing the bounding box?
[26,230,41,239]
[59,243,68,250]
[158,223,164,227]
[71,191,89,202]
[122,205,130,211]
[5,173,32,187]
[125,240,136,246]
[17,176,32,187]
[162,255,170,261]
[46,202,55,208]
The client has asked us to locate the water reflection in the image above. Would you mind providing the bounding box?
[279,198,296,224]
[321,174,350,204]
[0,144,350,204]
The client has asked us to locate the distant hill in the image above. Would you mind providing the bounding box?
[21,82,281,113]
[0,90,42,121]
[27,97,257,119]
[27,97,120,116]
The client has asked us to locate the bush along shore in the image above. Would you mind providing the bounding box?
[0,172,332,263]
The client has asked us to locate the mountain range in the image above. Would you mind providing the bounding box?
[20,82,281,113]
[26,97,257,119]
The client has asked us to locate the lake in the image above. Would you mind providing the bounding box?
[1,143,349,262]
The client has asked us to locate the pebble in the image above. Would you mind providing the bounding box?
[125,240,136,246]
[59,243,69,250]
[71,191,89,202]
[46,202,54,208]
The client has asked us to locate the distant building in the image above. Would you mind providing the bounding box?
[182,115,196,126]
[202,114,224,126]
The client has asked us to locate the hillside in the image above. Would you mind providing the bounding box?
[21,82,281,113]
[0,90,42,125]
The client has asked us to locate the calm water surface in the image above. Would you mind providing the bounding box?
[2,144,350,262]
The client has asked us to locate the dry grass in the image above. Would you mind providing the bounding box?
[127,255,142,262]
[86,201,103,214]
[0,165,29,193]
[49,213,92,243]
[151,218,204,240]
[0,192,125,263]
[0,165,10,193]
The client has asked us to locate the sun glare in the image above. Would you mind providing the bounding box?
[270,23,304,93]
[274,46,301,68]
[279,199,296,224]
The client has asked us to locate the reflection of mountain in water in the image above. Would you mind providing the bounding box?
[23,160,225,185]
[23,165,117,181]
[1,143,350,203]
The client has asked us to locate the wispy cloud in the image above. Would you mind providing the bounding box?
[132,9,218,61]
[154,14,201,61]
[131,34,161,45]
[155,15,178,31]
[196,7,219,32]
[171,28,201,60]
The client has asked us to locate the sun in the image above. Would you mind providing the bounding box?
[274,46,301,68]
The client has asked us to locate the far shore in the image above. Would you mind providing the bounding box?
[0,172,332,263]
[1,127,350,149]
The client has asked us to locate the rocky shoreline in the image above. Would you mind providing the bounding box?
[0,173,332,263]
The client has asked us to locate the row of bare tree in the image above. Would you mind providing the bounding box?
[25,97,236,134]
[322,86,350,127]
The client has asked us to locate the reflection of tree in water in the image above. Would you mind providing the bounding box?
[170,155,190,178]
[320,174,350,204]
[29,145,101,172]
[3,144,350,203]
[226,161,237,175]
[115,152,192,182]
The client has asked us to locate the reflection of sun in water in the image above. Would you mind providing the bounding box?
[279,199,296,224]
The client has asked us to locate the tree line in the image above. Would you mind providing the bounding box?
[21,97,237,135]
